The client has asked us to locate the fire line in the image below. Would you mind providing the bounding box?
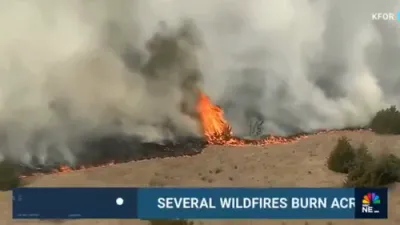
[19,91,367,177]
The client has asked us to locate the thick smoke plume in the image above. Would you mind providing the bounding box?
[0,0,204,165]
[193,0,400,136]
[200,0,400,136]
[1,0,400,164]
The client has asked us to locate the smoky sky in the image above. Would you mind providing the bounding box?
[191,0,400,136]
[0,0,400,164]
[0,0,203,165]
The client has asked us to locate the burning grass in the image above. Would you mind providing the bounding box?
[196,92,310,145]
[3,92,400,182]
[17,136,206,178]
[0,135,207,189]
[13,92,356,178]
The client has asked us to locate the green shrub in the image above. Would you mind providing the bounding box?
[344,153,400,187]
[343,146,374,187]
[148,219,194,225]
[354,144,373,161]
[369,105,400,134]
[345,143,374,169]
[327,137,356,173]
[0,160,21,191]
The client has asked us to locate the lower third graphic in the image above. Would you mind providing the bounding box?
[361,192,381,214]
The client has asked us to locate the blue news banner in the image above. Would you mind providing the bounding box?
[12,187,387,219]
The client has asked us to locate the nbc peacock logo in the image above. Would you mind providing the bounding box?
[361,192,381,214]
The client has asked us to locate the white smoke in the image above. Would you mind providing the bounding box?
[1,0,400,164]
[185,0,400,135]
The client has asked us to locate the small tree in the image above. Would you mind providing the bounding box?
[327,137,356,173]
[343,147,374,187]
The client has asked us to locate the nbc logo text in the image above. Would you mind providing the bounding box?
[361,192,380,214]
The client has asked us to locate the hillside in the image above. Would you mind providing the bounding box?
[1,130,399,225]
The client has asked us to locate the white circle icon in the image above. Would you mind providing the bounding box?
[116,197,124,205]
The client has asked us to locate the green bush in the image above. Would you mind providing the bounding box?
[0,160,21,191]
[327,137,356,173]
[369,105,400,134]
[344,153,400,187]
[343,146,374,187]
[148,220,194,225]
[345,143,374,170]
[326,138,400,187]
[354,144,374,161]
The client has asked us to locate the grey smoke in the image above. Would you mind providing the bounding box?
[196,0,400,136]
[0,0,203,165]
[1,0,400,164]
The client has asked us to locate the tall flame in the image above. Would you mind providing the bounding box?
[196,92,232,142]
[195,91,307,145]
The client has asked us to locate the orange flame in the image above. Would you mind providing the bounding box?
[20,91,368,178]
[19,161,116,178]
[195,91,369,146]
[196,92,309,145]
[196,92,232,142]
